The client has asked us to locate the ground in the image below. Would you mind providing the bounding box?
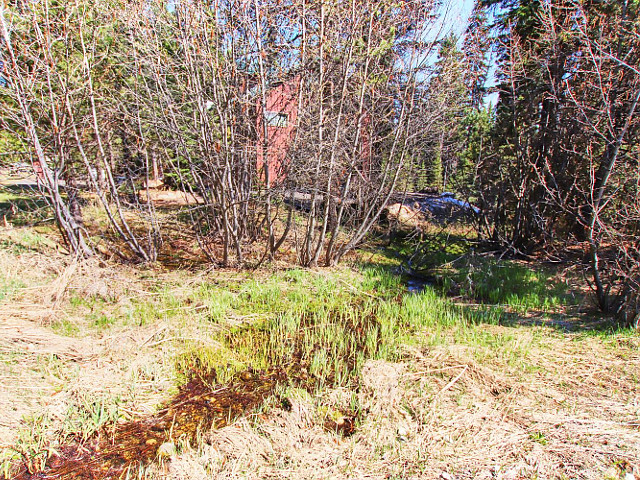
[0,218,638,479]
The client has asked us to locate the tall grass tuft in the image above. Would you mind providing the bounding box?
[175,266,489,390]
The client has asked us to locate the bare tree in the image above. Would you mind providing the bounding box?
[1,0,160,261]
[121,0,441,267]
[274,0,437,266]
[3,0,457,269]
[542,0,640,323]
[1,2,92,256]
[480,0,640,325]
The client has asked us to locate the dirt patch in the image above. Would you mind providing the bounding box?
[384,203,426,230]
[138,189,203,207]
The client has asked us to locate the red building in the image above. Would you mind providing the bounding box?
[255,76,371,187]
[256,76,300,186]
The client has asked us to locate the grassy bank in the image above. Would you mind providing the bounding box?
[0,218,638,479]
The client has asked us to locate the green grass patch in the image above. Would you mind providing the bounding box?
[454,257,569,311]
[0,229,53,255]
[1,413,51,476]
[388,231,572,313]
[67,285,196,331]
[172,266,501,391]
[0,277,25,301]
[49,319,81,337]
[59,394,124,442]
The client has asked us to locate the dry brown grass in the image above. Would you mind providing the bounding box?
[0,225,638,480]
[0,228,181,445]
[159,336,640,480]
[145,323,640,480]
[156,334,639,479]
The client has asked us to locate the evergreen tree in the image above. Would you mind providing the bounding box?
[462,3,492,109]
[422,34,469,191]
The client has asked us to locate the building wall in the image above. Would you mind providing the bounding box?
[256,76,372,187]
[256,77,299,186]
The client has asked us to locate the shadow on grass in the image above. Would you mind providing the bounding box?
[496,308,632,334]
[0,185,51,227]
[369,240,631,335]
[448,294,633,335]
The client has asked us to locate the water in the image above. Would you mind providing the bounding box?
[406,275,434,293]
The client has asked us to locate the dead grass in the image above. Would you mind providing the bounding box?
[137,188,204,207]
[0,229,180,447]
[159,333,639,480]
[0,225,638,480]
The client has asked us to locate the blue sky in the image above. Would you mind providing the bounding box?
[168,0,476,32]
[446,0,476,36]
[430,0,476,39]
[417,0,476,70]
[439,0,499,106]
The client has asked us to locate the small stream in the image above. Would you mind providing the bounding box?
[405,274,435,293]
